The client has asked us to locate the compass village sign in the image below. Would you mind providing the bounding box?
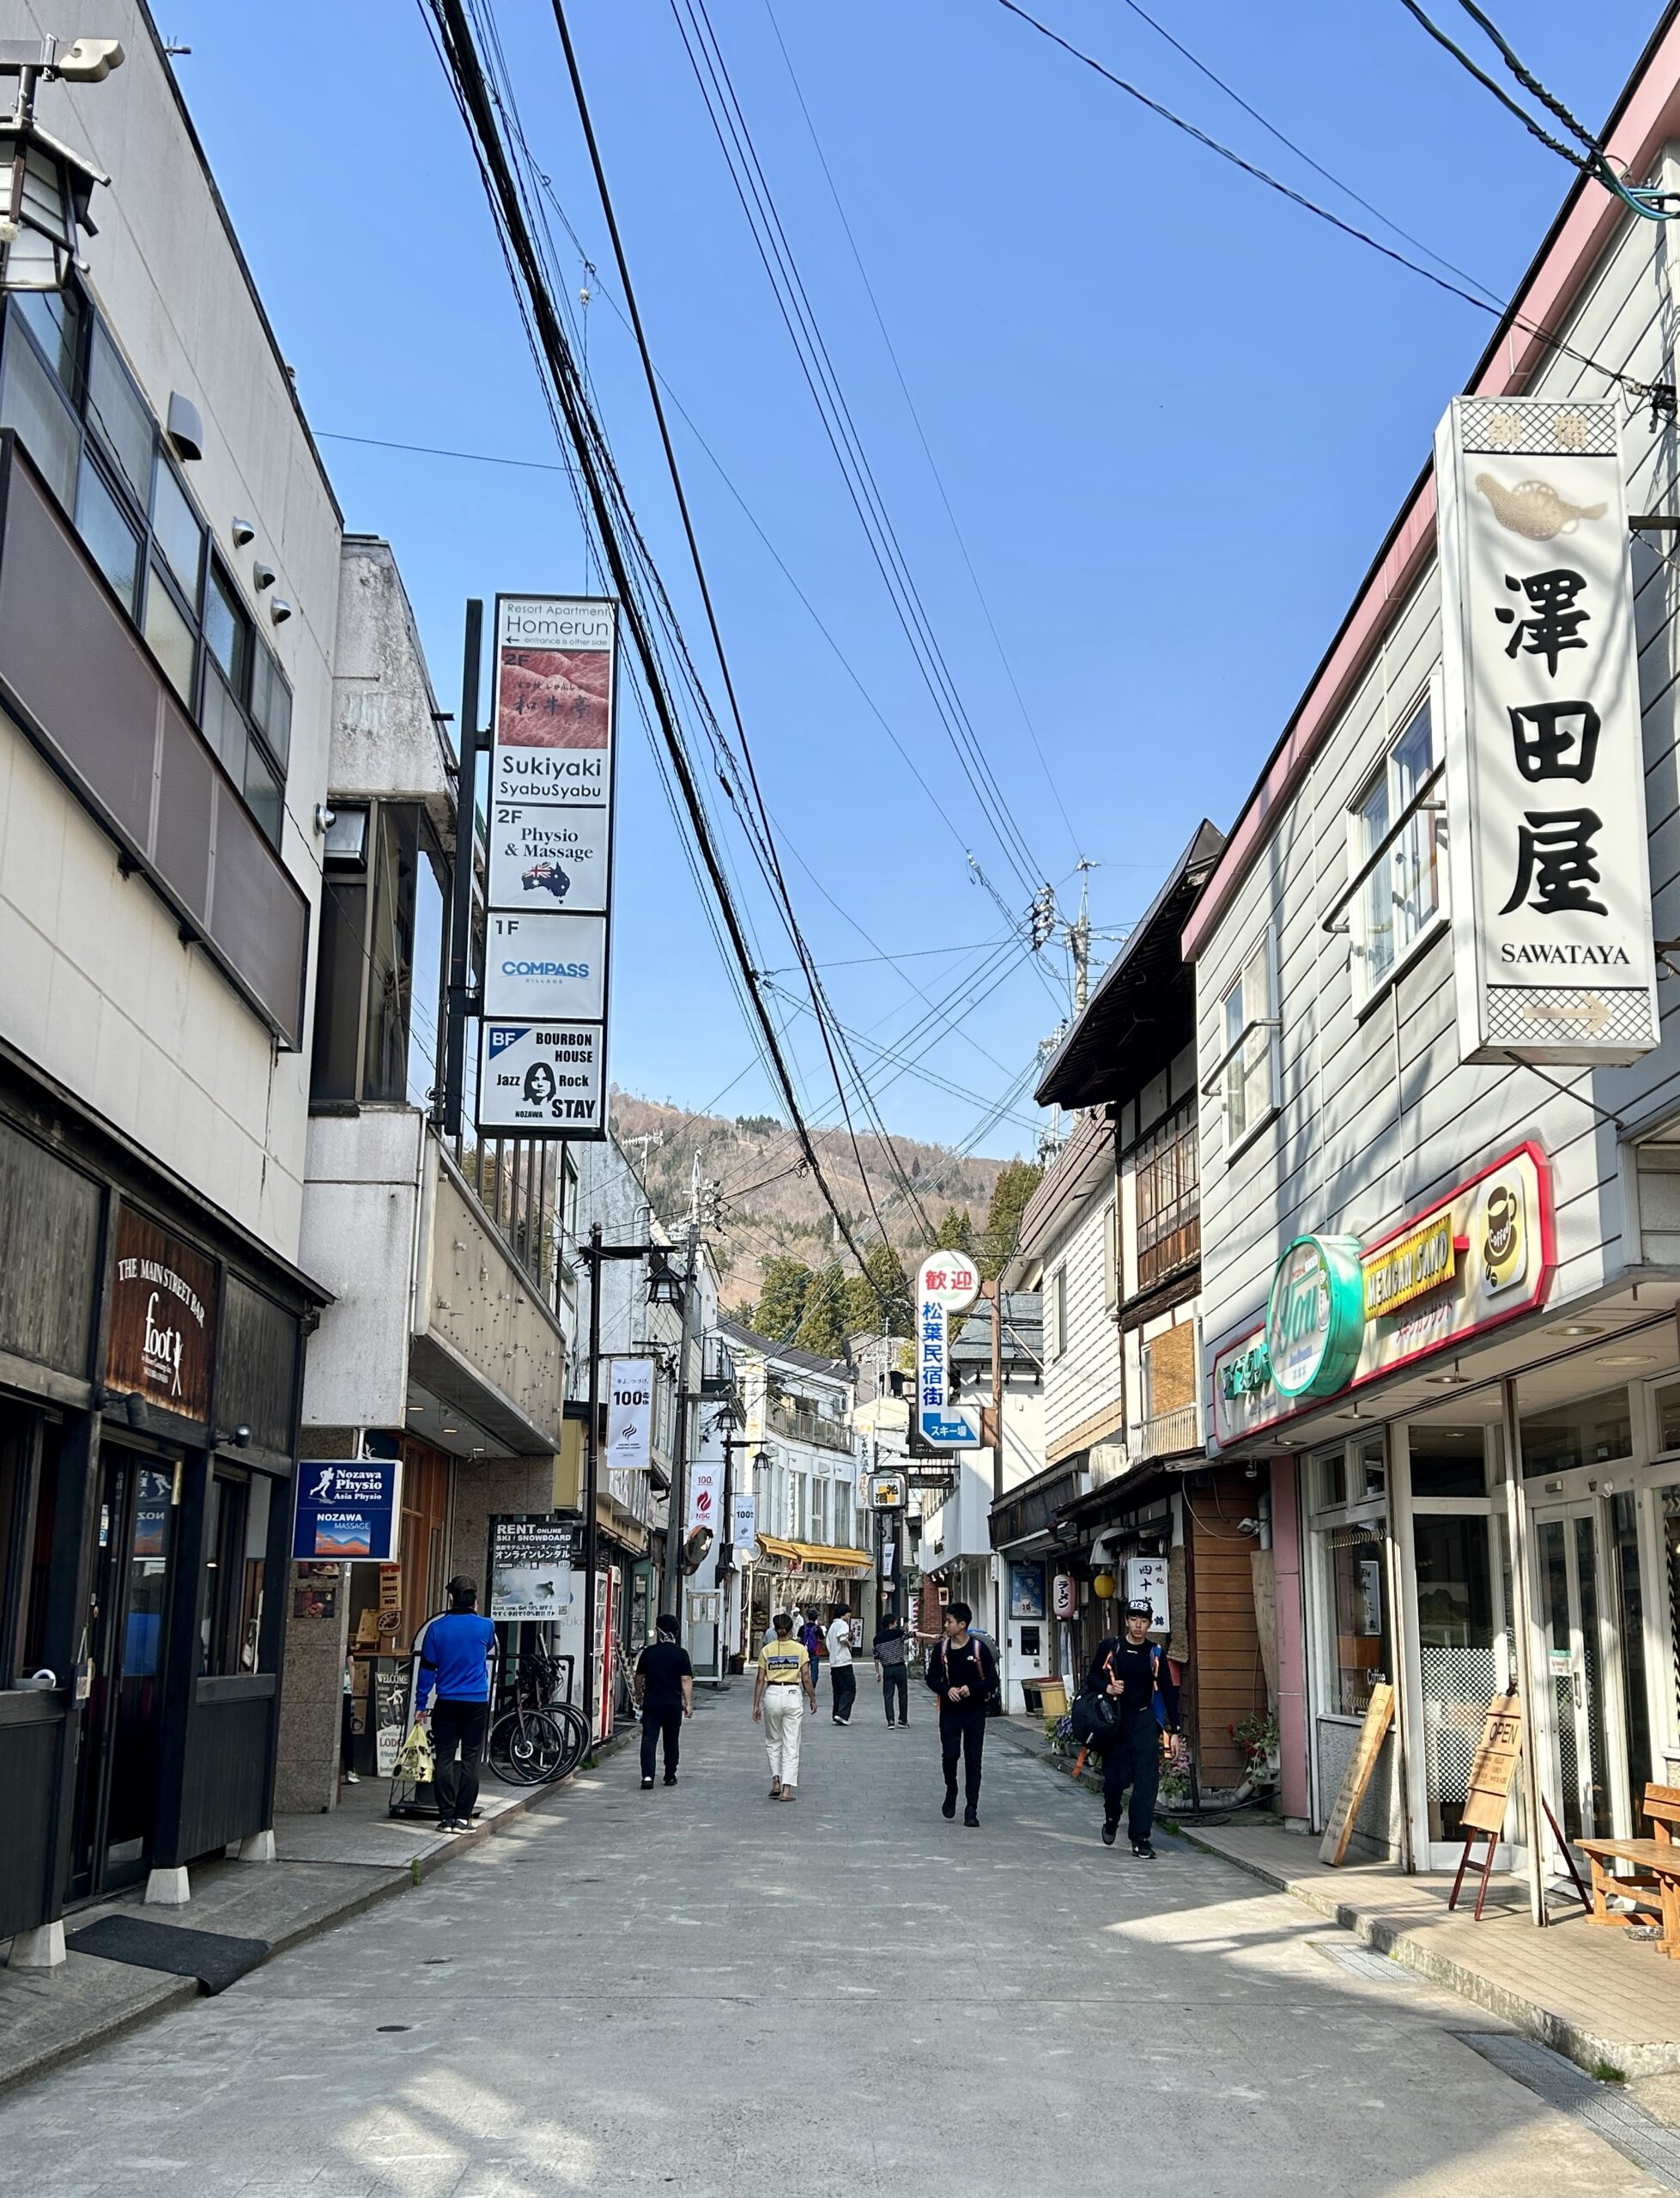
[1210,1145,1554,1448]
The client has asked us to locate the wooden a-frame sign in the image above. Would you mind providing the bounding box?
[1320,1682,1396,1865]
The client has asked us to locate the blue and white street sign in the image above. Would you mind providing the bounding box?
[917,1251,985,1449]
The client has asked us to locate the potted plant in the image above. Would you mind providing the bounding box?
[1229,1709,1280,1788]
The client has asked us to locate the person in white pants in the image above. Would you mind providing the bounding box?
[753,1612,818,1800]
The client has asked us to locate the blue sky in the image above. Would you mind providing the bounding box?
[162,0,1661,1157]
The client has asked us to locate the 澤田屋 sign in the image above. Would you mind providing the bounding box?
[1210,1144,1552,1447]
[1435,396,1659,1066]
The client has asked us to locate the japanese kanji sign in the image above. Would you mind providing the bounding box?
[916,1252,984,1450]
[1436,398,1658,1064]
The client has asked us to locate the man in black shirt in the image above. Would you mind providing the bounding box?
[925,1600,996,1827]
[872,1611,910,1727]
[1083,1599,1180,1857]
[634,1613,694,1788]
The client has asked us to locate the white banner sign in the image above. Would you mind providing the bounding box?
[915,1250,984,1450]
[731,1491,756,1553]
[482,911,607,1020]
[1126,1556,1169,1632]
[1436,396,1658,1064]
[476,1020,604,1132]
[687,1456,722,1534]
[477,595,617,1140]
[605,1357,656,1472]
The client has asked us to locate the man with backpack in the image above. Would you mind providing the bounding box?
[1081,1599,1182,1858]
[925,1600,997,1827]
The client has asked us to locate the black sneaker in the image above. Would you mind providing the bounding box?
[640,1776,654,1790]
[941,1793,957,1820]
[1101,1819,1118,1847]
[1131,1839,1156,1860]
[663,1775,677,1786]
[963,1806,979,1828]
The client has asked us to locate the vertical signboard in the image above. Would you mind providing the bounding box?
[916,1251,984,1449]
[605,1357,657,1472]
[477,595,617,1138]
[1436,396,1659,1064]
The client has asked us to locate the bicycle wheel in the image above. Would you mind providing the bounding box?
[489,1707,566,1784]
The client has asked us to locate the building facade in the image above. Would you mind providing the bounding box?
[0,5,338,1953]
[1189,15,1680,1870]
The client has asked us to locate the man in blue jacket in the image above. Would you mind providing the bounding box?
[417,1576,496,1832]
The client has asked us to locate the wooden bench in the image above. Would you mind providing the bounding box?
[1580,1784,1680,1956]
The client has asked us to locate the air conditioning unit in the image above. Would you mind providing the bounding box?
[1089,1441,1129,1485]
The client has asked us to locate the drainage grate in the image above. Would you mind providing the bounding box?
[1312,1939,1415,1986]
[1454,2031,1680,2192]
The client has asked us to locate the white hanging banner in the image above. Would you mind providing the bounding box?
[915,1251,984,1449]
[604,1356,656,1472]
[687,1456,722,1534]
[1435,396,1659,1064]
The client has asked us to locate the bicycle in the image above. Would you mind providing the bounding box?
[488,1648,588,1784]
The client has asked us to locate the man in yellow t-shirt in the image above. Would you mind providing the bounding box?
[753,1611,818,1800]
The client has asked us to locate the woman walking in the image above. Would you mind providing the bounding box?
[753,1612,818,1800]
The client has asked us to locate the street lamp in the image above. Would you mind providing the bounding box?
[646,1246,684,1308]
[0,38,124,294]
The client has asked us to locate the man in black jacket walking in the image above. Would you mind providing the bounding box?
[1083,1600,1181,1858]
[925,1600,996,1827]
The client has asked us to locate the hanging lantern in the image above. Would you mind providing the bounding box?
[1092,1570,1117,1602]
[0,39,124,295]
[1052,1573,1077,1619]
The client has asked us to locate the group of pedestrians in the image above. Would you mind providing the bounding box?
[417,1574,1180,1861]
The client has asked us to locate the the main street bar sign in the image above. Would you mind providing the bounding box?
[1435,396,1659,1065]
[476,595,618,1139]
[1210,1144,1554,1448]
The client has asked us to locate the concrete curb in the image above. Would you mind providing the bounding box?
[0,1724,634,2101]
[1170,1825,1680,2083]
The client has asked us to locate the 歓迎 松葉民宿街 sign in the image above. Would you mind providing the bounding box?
[293,1459,401,1562]
[916,1251,984,1449]
[1435,398,1659,1065]
[476,1020,603,1133]
[477,594,618,1141]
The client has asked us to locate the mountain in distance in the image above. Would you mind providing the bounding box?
[609,1090,1018,1309]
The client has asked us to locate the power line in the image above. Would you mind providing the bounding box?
[426,0,901,1322]
[669,0,1042,900]
[995,0,1676,400]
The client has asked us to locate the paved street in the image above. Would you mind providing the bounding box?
[0,1690,1665,2196]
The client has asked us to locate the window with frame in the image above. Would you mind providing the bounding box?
[1221,932,1277,1146]
[0,1401,60,1689]
[201,1470,271,1676]
[1135,1102,1200,1290]
[0,290,294,852]
[1351,697,1443,996]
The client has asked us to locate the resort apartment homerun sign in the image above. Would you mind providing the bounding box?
[476,595,618,1141]
[1210,1144,1554,1448]
[1435,397,1659,1065]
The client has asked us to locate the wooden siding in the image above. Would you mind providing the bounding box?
[0,1115,100,1380]
[217,1276,300,1460]
[1197,170,1680,1362]
[1186,1466,1267,1784]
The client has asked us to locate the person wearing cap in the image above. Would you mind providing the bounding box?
[415,1576,496,1833]
[753,1610,818,1800]
[1081,1599,1182,1858]
[634,1612,694,1789]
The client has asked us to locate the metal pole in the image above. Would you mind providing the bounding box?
[582,1223,603,1740]
[661,1224,701,1619]
[442,599,482,1138]
[1501,1374,1550,1928]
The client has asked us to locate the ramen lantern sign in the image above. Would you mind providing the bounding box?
[476,596,619,1138]
[1052,1573,1077,1620]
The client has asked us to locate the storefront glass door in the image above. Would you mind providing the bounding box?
[70,1446,176,1898]
[1531,1503,1613,1845]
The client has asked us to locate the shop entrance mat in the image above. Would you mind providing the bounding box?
[66,1915,270,1995]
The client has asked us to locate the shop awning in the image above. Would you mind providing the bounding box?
[755,1533,873,1575]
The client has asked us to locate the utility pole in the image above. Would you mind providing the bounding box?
[1070,856,1095,1015]
[660,1219,701,1621]
[582,1222,603,1739]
